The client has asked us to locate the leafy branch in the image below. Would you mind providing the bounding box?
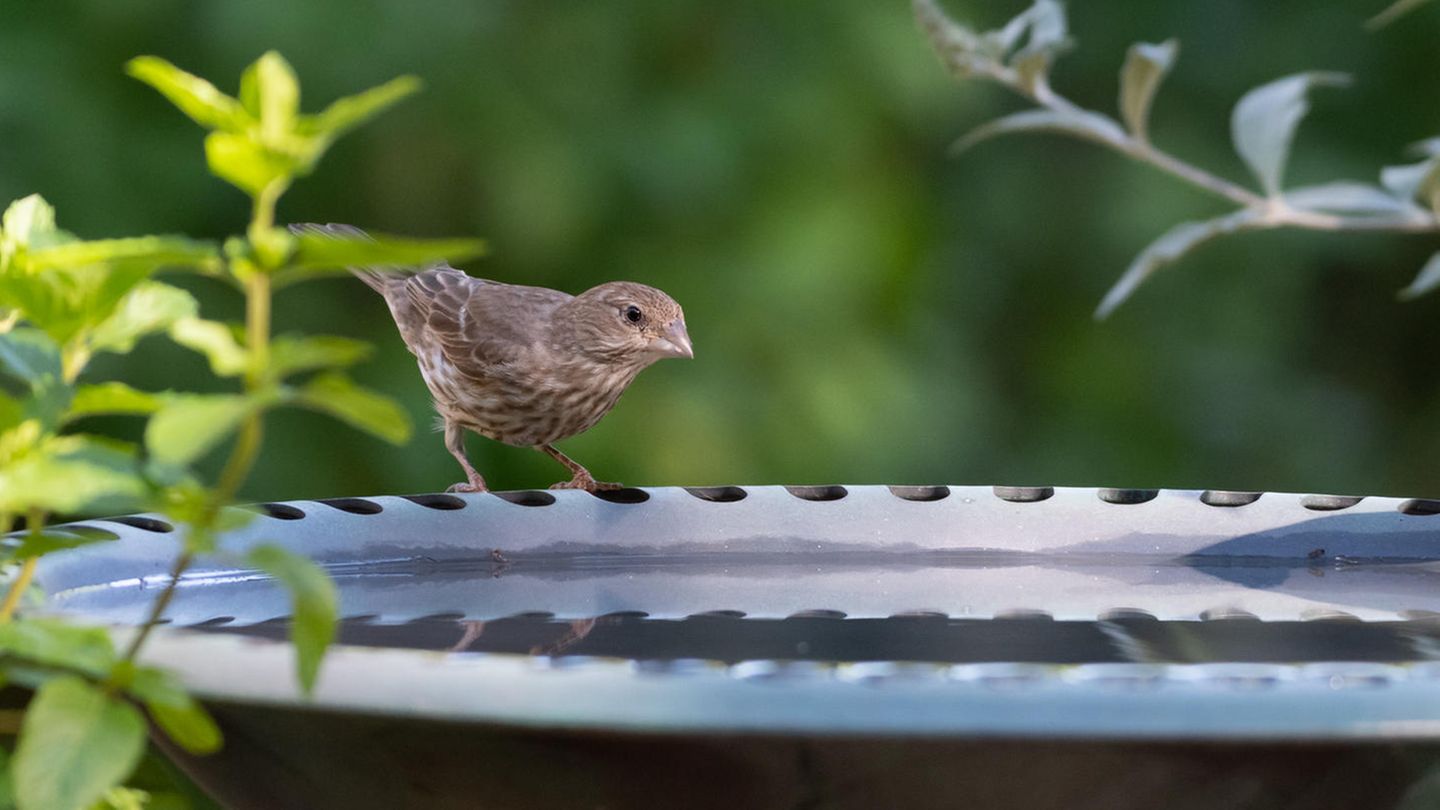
[914,0,1440,317]
[0,50,485,810]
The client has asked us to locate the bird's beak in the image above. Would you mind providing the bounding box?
[651,317,694,359]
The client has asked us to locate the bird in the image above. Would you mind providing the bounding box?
[289,223,693,493]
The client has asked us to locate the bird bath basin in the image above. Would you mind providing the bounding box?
[25,485,1440,809]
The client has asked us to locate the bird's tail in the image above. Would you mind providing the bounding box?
[286,222,410,295]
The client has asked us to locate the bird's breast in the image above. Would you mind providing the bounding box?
[418,352,640,447]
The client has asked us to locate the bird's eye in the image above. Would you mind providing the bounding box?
[623,305,643,324]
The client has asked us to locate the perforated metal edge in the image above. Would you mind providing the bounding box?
[20,484,1440,740]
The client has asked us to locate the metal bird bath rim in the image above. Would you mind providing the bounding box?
[24,483,1440,741]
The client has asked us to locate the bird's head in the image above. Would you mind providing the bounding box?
[557,281,693,366]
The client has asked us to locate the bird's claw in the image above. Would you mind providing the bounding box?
[446,481,488,493]
[549,477,622,492]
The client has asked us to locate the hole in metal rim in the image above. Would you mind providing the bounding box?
[1200,608,1260,622]
[890,610,948,619]
[591,488,650,504]
[341,613,380,624]
[254,502,305,520]
[1098,488,1160,505]
[1200,490,1262,507]
[401,493,466,511]
[103,515,174,533]
[995,609,1053,621]
[684,486,747,502]
[49,524,121,541]
[786,609,847,620]
[508,611,556,621]
[785,485,848,502]
[1301,494,1364,511]
[690,610,746,619]
[317,497,383,515]
[190,616,235,627]
[494,490,556,507]
[599,610,649,619]
[1100,608,1158,622]
[1300,608,1361,623]
[888,485,950,502]
[993,486,1054,503]
[1400,498,1440,516]
[406,612,466,623]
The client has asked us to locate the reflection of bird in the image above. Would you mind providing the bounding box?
[291,224,693,492]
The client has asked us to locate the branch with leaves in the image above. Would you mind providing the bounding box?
[914,0,1440,317]
[0,51,484,810]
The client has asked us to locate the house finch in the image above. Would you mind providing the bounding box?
[290,224,693,492]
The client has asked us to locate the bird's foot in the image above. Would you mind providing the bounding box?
[446,480,488,493]
[549,475,622,492]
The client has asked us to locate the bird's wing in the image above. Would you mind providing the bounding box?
[403,270,571,379]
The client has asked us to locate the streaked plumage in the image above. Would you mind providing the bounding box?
[291,223,693,492]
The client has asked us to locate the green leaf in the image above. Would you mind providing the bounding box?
[26,236,217,273]
[1096,209,1266,319]
[203,132,296,198]
[247,544,336,694]
[167,318,248,377]
[14,676,146,810]
[951,108,1127,155]
[9,529,116,560]
[0,329,62,387]
[0,619,116,677]
[125,56,249,132]
[269,334,372,380]
[126,666,222,755]
[301,75,423,140]
[1399,252,1440,301]
[1230,72,1349,198]
[88,282,198,356]
[287,228,487,272]
[66,382,165,422]
[243,52,300,142]
[0,437,144,515]
[145,394,260,466]
[1286,181,1426,216]
[0,746,13,809]
[1119,39,1178,144]
[1,195,57,249]
[292,372,411,444]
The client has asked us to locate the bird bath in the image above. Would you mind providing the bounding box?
[24,485,1440,809]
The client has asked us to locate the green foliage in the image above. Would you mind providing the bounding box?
[293,372,412,445]
[0,48,482,806]
[127,52,421,207]
[916,0,1440,315]
[144,394,266,467]
[13,677,146,810]
[246,545,336,694]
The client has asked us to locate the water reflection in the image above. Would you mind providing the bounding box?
[188,612,1440,665]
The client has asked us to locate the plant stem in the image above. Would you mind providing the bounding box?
[116,548,192,663]
[0,510,44,623]
[918,0,1440,235]
[983,62,1267,209]
[121,224,276,666]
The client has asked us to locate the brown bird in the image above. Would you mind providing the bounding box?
[291,224,693,492]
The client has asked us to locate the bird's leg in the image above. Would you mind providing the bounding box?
[538,444,621,491]
[443,420,488,493]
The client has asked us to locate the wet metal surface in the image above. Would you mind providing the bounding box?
[19,485,1440,741]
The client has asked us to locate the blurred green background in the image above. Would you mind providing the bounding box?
[4,0,1440,501]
